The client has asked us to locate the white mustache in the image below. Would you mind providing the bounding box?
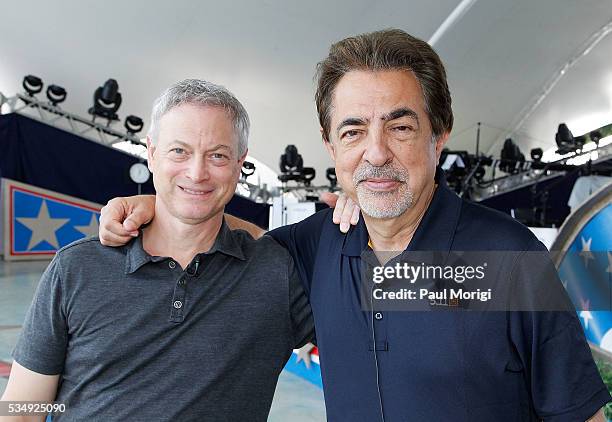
[353,165,408,184]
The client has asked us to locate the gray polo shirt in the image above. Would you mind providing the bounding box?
[13,221,314,421]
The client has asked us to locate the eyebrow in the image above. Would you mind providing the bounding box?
[169,141,231,151]
[208,144,231,153]
[381,107,419,124]
[167,140,190,149]
[336,117,368,135]
[335,107,420,135]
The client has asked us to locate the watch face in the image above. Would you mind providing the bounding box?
[130,163,150,184]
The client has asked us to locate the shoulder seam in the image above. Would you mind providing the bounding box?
[56,236,101,254]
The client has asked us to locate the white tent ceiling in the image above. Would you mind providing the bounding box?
[1,0,611,184]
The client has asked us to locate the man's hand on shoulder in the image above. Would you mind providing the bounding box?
[320,192,360,233]
[99,195,156,246]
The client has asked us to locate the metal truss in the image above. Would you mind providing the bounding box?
[0,91,145,150]
[12,89,606,206]
[471,142,612,201]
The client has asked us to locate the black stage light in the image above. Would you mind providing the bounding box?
[23,75,43,96]
[279,145,303,173]
[89,79,122,122]
[474,166,486,181]
[278,145,304,182]
[326,167,337,189]
[530,148,543,162]
[241,161,256,179]
[499,138,525,174]
[46,85,66,106]
[555,123,585,155]
[124,115,144,134]
[589,130,602,145]
[555,123,574,155]
[439,149,469,192]
[300,167,316,186]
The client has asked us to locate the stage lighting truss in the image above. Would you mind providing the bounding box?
[1,89,285,204]
[468,125,612,201]
[0,90,145,150]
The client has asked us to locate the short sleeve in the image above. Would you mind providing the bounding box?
[267,208,331,294]
[508,240,611,420]
[12,253,68,375]
[287,256,315,348]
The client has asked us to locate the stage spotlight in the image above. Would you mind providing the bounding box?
[23,75,43,96]
[589,130,602,145]
[326,167,337,189]
[88,79,122,122]
[530,148,543,162]
[300,167,316,186]
[124,115,144,134]
[241,161,256,180]
[499,138,525,174]
[555,123,574,154]
[474,166,486,181]
[278,145,304,182]
[555,123,585,155]
[279,145,303,173]
[46,85,66,106]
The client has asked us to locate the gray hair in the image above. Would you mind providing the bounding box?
[147,79,249,156]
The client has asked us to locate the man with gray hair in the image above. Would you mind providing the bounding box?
[97,29,610,421]
[0,79,313,421]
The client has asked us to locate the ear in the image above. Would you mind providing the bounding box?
[321,127,336,162]
[233,148,248,179]
[434,132,450,162]
[146,136,156,173]
[237,148,248,173]
[238,148,248,165]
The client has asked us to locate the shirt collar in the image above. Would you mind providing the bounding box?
[124,234,154,274]
[124,218,246,274]
[341,167,462,257]
[206,219,247,261]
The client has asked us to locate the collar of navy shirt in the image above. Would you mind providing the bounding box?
[341,167,462,260]
[124,218,247,274]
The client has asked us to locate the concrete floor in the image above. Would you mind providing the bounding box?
[0,258,325,421]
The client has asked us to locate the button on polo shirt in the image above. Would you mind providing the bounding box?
[269,169,610,422]
[13,221,314,421]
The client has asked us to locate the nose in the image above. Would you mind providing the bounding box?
[186,155,209,183]
[362,129,393,167]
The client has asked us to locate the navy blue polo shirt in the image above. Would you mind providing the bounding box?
[269,171,610,421]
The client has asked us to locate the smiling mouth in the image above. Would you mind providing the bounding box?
[179,186,212,196]
[360,179,402,191]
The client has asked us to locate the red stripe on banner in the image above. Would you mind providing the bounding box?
[11,185,101,212]
[10,186,15,255]
[9,184,101,256]
[0,360,12,377]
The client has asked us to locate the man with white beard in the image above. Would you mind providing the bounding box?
[99,29,609,421]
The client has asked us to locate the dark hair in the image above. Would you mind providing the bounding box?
[315,28,453,141]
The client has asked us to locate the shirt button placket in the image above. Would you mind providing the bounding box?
[169,260,186,322]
